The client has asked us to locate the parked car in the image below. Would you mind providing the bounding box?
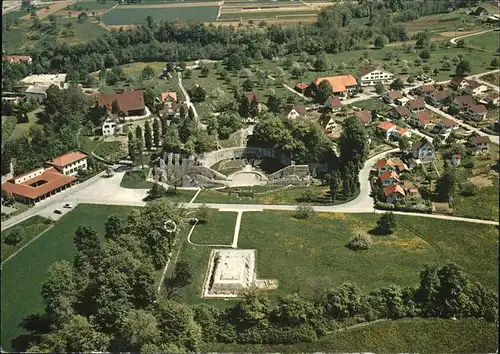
[63,203,73,209]
[54,209,63,214]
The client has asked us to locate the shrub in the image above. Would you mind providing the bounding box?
[293,205,315,220]
[347,234,373,250]
[237,190,254,198]
[4,227,23,245]
[460,182,478,196]
[195,204,211,224]
[375,212,396,234]
[298,188,314,202]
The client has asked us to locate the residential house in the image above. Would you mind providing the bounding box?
[428,89,451,106]
[379,170,401,187]
[389,106,411,120]
[324,96,343,112]
[160,92,177,104]
[467,104,488,120]
[485,92,499,107]
[464,80,489,96]
[377,121,397,140]
[451,154,461,166]
[375,158,409,176]
[318,114,336,133]
[2,167,77,204]
[3,55,33,64]
[24,85,47,102]
[384,183,406,204]
[406,99,426,114]
[354,110,372,125]
[101,112,122,137]
[294,82,308,93]
[419,84,437,96]
[245,92,262,113]
[470,136,491,153]
[391,126,411,140]
[283,104,307,120]
[98,90,146,116]
[21,74,67,87]
[449,76,468,91]
[159,102,189,119]
[454,95,476,111]
[410,111,431,129]
[411,137,435,161]
[310,74,358,98]
[436,118,459,135]
[386,91,408,106]
[46,152,88,176]
[358,66,394,86]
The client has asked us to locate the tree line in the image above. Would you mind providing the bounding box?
[19,201,497,353]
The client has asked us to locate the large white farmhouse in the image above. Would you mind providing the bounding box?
[358,66,394,87]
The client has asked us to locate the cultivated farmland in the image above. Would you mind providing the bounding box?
[102,6,219,24]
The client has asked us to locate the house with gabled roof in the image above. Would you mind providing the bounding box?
[428,89,451,106]
[418,84,437,96]
[318,114,336,133]
[470,136,491,153]
[310,75,358,97]
[354,110,372,125]
[375,158,409,176]
[160,91,177,103]
[436,118,459,135]
[101,112,122,137]
[410,111,431,129]
[467,104,488,120]
[379,170,401,187]
[454,95,476,110]
[98,90,146,116]
[391,126,411,140]
[406,99,426,113]
[378,121,397,140]
[358,66,394,86]
[283,104,307,120]
[464,80,489,96]
[412,137,435,161]
[384,183,406,204]
[449,76,468,91]
[46,152,88,176]
[294,82,308,93]
[389,106,411,120]
[324,96,343,111]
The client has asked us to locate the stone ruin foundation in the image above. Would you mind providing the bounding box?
[202,249,278,298]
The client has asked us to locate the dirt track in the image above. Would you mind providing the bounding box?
[119,2,220,8]
[21,0,74,19]
[222,6,317,13]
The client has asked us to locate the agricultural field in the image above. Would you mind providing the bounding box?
[102,6,219,25]
[204,318,498,353]
[1,204,138,352]
[466,30,500,52]
[175,211,499,308]
[401,9,479,35]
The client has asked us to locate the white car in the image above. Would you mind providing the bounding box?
[63,203,73,209]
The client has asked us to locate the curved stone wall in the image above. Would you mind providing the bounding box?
[199,147,292,168]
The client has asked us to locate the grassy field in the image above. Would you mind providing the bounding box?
[102,6,219,25]
[153,190,197,203]
[1,204,138,352]
[352,98,390,112]
[194,185,357,205]
[453,183,499,221]
[8,108,43,141]
[1,216,52,262]
[203,318,498,353]
[466,30,500,52]
[189,211,236,245]
[176,211,498,308]
[93,140,125,161]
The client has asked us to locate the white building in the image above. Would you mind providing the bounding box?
[24,85,48,102]
[101,112,122,137]
[464,80,489,96]
[46,152,88,176]
[21,74,67,87]
[359,66,394,87]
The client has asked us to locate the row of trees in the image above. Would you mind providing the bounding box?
[26,202,497,353]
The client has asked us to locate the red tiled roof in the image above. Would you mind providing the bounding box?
[325,96,342,106]
[3,55,32,64]
[407,99,426,110]
[472,136,491,144]
[392,159,409,171]
[359,66,377,78]
[375,159,392,170]
[313,75,357,93]
[392,106,411,117]
[468,104,487,113]
[46,152,87,168]
[388,91,403,100]
[397,127,409,136]
[384,183,406,197]
[2,167,76,200]
[440,119,458,127]
[454,95,476,108]
[161,92,177,102]
[422,84,436,93]
[415,111,431,125]
[245,92,260,103]
[378,121,395,131]
[433,90,451,101]
[98,90,145,113]
[355,110,372,124]
[295,82,308,90]
[380,170,400,183]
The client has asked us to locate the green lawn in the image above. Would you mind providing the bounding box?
[351,98,390,112]
[195,185,357,205]
[9,108,43,141]
[153,190,197,203]
[55,17,110,43]
[453,183,499,221]
[63,1,117,10]
[466,31,500,53]
[120,170,154,189]
[176,211,498,308]
[1,216,52,263]
[1,204,138,352]
[93,140,124,161]
[203,318,498,353]
[102,6,219,25]
[189,211,236,245]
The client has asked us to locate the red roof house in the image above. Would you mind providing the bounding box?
[98,90,146,116]
[3,55,32,64]
[312,75,358,94]
[354,110,372,124]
